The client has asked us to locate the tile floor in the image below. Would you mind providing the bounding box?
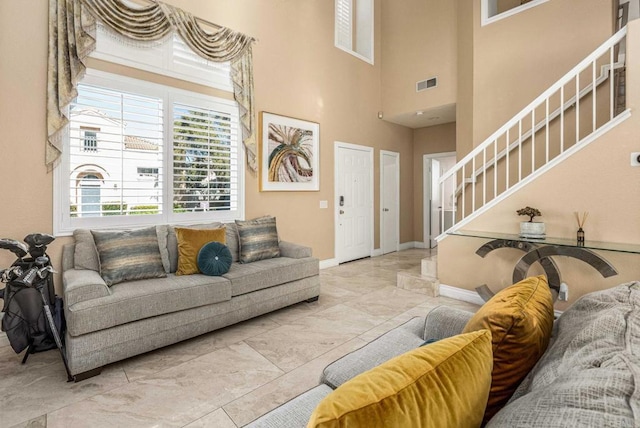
[1,249,480,428]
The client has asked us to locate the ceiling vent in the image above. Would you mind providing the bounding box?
[416,77,437,92]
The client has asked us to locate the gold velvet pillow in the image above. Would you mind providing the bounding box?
[463,275,554,423]
[175,227,226,275]
[307,330,493,428]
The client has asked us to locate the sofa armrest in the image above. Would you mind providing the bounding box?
[424,305,474,340]
[63,269,110,307]
[320,317,426,389]
[279,241,312,258]
[62,243,75,272]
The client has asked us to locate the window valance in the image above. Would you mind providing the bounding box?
[47,0,257,171]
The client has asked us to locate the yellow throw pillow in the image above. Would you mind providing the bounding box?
[463,275,554,423]
[175,227,226,275]
[307,330,493,428]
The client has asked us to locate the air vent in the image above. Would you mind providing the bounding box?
[416,77,437,92]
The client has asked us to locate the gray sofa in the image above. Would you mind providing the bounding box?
[61,222,320,380]
[248,281,640,427]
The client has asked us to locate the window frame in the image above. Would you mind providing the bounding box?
[91,23,233,92]
[53,69,245,236]
[334,0,374,65]
[481,0,550,26]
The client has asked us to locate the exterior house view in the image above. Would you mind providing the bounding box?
[0,0,638,426]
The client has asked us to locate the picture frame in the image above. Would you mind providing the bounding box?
[259,112,320,191]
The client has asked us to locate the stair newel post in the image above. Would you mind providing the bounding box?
[494,139,498,200]
[531,108,536,173]
[576,71,580,144]
[483,147,487,206]
[505,129,510,190]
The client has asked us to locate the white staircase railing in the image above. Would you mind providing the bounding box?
[438,26,629,239]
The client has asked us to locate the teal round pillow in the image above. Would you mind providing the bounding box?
[197,241,232,276]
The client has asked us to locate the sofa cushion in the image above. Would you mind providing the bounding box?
[197,242,232,276]
[175,227,226,275]
[164,221,224,273]
[92,227,167,286]
[236,216,280,263]
[463,275,554,423]
[308,330,493,428]
[223,256,318,297]
[487,281,640,427]
[73,229,100,271]
[66,273,232,336]
[321,317,427,389]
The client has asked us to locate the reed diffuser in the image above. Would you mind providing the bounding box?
[574,211,589,246]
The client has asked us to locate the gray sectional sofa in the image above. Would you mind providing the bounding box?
[248,282,640,427]
[61,222,320,380]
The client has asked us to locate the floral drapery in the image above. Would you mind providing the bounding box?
[47,0,257,171]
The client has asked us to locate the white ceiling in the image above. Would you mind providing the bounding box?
[383,103,456,129]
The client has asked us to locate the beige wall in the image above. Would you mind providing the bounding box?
[0,0,416,292]
[438,19,640,309]
[380,0,457,121]
[455,0,476,158]
[412,123,457,242]
[458,0,613,155]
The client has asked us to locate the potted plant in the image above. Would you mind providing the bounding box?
[517,206,545,238]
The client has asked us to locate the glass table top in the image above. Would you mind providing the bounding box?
[448,230,640,255]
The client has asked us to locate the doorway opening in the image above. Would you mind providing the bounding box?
[423,152,456,248]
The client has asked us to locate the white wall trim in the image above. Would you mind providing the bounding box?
[371,248,383,257]
[397,241,416,251]
[439,284,486,306]
[320,258,339,269]
[414,241,427,249]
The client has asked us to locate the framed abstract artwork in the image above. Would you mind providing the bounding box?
[259,112,320,191]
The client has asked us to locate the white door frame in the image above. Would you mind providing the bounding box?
[380,150,399,254]
[334,141,374,263]
[423,151,456,247]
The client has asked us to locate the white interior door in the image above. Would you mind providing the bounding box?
[335,143,373,263]
[381,151,399,254]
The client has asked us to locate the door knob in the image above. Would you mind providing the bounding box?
[383,208,389,212]
[339,210,344,214]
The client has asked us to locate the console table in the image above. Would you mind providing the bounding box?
[447,230,640,302]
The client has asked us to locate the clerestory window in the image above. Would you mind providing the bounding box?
[335,0,374,64]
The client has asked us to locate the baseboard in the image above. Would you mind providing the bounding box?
[319,258,339,269]
[439,284,486,306]
[413,241,427,249]
[0,332,7,349]
[371,248,383,257]
[398,241,417,251]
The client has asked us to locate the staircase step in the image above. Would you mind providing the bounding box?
[421,257,437,277]
[397,271,440,297]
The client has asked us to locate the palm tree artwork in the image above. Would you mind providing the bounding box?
[267,124,314,183]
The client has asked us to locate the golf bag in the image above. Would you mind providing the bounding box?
[0,233,73,381]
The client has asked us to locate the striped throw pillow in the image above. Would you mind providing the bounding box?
[235,216,280,263]
[91,227,167,286]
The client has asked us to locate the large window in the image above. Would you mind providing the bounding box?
[335,0,374,64]
[55,73,242,234]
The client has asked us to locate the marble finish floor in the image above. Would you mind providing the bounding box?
[1,249,480,428]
